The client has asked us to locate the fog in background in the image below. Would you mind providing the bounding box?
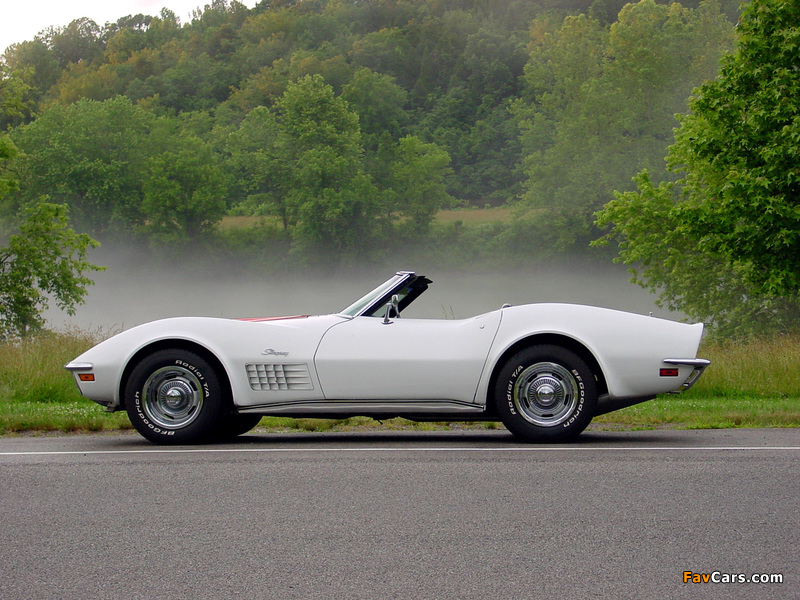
[44,249,681,331]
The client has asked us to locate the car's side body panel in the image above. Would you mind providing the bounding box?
[314,312,502,403]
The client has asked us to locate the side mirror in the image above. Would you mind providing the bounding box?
[382,294,401,324]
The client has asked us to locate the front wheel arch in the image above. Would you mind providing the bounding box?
[120,340,233,413]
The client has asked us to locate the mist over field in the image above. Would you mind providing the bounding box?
[44,249,678,331]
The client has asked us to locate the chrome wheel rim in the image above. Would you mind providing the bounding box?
[141,366,203,430]
[513,362,579,427]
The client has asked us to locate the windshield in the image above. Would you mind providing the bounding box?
[339,272,430,318]
[339,274,409,317]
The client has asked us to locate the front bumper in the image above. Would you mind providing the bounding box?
[64,361,121,411]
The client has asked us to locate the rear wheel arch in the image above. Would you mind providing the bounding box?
[486,334,607,407]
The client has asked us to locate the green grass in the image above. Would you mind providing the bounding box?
[0,329,134,435]
[592,396,800,430]
[690,335,800,398]
[0,329,101,405]
[1,331,798,436]
[0,401,132,434]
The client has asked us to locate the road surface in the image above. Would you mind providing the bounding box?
[0,428,796,599]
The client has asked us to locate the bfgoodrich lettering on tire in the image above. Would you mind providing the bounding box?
[495,345,597,442]
[125,349,226,445]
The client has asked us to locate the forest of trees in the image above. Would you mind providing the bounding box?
[0,0,741,266]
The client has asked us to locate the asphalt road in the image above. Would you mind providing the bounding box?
[0,428,797,600]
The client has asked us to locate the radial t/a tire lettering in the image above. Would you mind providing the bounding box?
[495,345,597,442]
[125,349,226,445]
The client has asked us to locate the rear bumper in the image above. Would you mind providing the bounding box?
[663,358,711,392]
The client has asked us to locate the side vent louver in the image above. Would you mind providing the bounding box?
[246,363,314,391]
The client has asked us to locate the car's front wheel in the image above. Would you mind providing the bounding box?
[495,345,596,442]
[125,349,226,445]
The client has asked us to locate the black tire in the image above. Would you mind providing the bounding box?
[216,414,262,440]
[494,345,596,442]
[125,349,227,445]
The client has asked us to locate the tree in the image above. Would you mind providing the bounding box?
[44,18,104,67]
[10,97,155,236]
[0,136,19,205]
[667,0,800,298]
[388,135,453,233]
[595,0,800,337]
[227,106,291,225]
[0,139,102,338]
[595,172,800,338]
[417,23,526,202]
[348,27,417,91]
[514,1,734,251]
[273,75,381,260]
[341,67,408,189]
[0,202,103,339]
[141,136,229,244]
[0,62,34,129]
[2,39,62,108]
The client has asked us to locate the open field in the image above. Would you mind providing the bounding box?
[1,331,798,435]
[434,206,514,224]
[219,206,514,231]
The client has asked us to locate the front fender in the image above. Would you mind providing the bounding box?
[66,315,346,409]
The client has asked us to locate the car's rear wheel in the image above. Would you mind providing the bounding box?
[495,345,596,442]
[125,349,226,445]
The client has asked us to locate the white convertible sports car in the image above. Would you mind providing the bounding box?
[66,271,709,444]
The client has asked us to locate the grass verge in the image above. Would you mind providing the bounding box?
[592,396,800,430]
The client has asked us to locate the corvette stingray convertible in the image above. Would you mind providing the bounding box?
[66,271,709,444]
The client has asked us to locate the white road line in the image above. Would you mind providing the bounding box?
[0,446,799,457]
